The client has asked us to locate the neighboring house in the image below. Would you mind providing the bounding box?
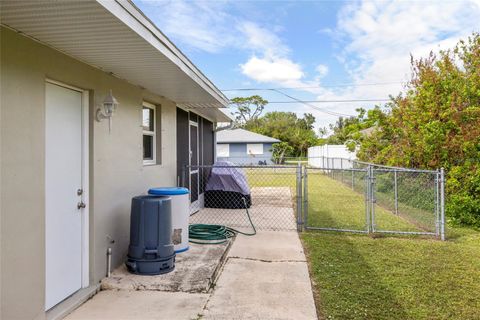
[0,1,232,319]
[216,128,280,164]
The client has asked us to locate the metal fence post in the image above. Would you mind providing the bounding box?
[341,159,344,183]
[331,158,334,178]
[303,165,308,230]
[296,163,303,232]
[394,170,398,215]
[328,157,331,177]
[365,165,371,233]
[351,161,355,190]
[370,166,376,233]
[440,167,446,241]
[435,171,440,237]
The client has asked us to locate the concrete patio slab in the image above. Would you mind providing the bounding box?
[101,241,231,293]
[202,259,317,320]
[228,231,306,262]
[67,229,317,320]
[190,187,297,231]
[65,290,208,320]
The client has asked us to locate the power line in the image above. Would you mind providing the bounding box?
[241,99,390,104]
[221,81,402,91]
[269,89,356,117]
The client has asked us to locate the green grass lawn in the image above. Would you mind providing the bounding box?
[302,229,480,320]
[244,168,480,319]
[306,171,429,233]
[300,173,480,319]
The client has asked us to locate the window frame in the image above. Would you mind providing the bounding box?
[216,143,230,157]
[247,143,264,155]
[142,102,156,165]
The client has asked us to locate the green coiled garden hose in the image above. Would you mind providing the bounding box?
[189,198,256,244]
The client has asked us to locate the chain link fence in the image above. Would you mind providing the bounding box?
[183,165,302,232]
[182,158,446,240]
[305,157,445,240]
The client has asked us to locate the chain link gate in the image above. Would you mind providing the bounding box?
[302,158,446,240]
[302,166,370,233]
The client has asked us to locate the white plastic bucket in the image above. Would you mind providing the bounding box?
[148,187,190,253]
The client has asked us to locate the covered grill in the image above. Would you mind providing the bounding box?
[204,161,252,208]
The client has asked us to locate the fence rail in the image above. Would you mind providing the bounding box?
[305,157,445,240]
[184,158,446,240]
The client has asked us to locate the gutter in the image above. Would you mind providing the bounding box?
[109,0,229,107]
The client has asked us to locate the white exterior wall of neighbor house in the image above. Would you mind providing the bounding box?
[216,143,277,164]
[0,27,182,320]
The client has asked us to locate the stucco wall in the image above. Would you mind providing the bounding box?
[217,143,274,164]
[1,27,178,319]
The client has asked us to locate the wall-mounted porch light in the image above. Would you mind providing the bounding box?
[96,90,119,132]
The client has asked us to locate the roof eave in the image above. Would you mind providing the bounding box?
[100,0,229,107]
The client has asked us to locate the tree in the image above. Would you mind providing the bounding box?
[271,142,294,164]
[230,95,268,127]
[326,106,388,152]
[249,111,320,157]
[353,33,480,227]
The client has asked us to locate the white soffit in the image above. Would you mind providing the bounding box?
[183,104,234,124]
[0,0,230,120]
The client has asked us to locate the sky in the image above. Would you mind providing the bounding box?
[134,0,480,132]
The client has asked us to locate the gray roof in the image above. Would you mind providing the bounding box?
[217,129,280,144]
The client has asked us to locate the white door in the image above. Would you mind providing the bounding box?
[45,82,85,310]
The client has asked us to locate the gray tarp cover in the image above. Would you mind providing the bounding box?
[205,161,250,195]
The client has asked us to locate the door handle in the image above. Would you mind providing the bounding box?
[77,202,86,210]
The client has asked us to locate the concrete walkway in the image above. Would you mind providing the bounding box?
[66,231,317,320]
[203,231,317,320]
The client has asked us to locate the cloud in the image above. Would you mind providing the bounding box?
[136,0,310,87]
[337,0,480,83]
[308,0,480,129]
[136,0,324,88]
[137,0,237,53]
[237,21,289,58]
[236,20,311,86]
[240,56,304,84]
[315,64,329,78]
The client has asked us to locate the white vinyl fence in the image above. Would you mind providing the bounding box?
[308,145,356,168]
